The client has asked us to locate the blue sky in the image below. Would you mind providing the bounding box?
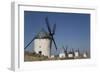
[24,11,90,55]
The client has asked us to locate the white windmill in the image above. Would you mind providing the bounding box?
[33,29,51,57]
[74,49,80,59]
[24,17,58,57]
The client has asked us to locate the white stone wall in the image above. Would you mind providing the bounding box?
[83,53,87,58]
[34,39,51,57]
[74,52,79,58]
[59,53,65,58]
[68,53,73,58]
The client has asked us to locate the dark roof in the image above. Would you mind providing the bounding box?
[34,28,51,39]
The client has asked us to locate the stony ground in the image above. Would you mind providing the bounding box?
[24,52,89,62]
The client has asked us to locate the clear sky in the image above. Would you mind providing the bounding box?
[24,11,90,55]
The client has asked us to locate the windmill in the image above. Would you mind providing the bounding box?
[24,17,58,57]
[74,48,80,59]
[67,48,74,59]
[77,48,80,57]
[62,46,68,57]
[45,17,58,56]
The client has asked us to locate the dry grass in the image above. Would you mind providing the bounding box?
[24,52,89,62]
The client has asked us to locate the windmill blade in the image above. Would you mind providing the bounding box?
[62,46,65,50]
[52,23,56,35]
[45,17,52,34]
[72,48,74,55]
[24,37,35,49]
[66,46,68,51]
[49,40,52,56]
[78,48,79,52]
[52,36,57,50]
[78,48,80,55]
[62,46,65,51]
[65,46,68,53]
[72,48,74,52]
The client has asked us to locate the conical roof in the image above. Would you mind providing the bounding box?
[35,28,51,39]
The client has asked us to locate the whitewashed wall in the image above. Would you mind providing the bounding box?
[34,39,51,57]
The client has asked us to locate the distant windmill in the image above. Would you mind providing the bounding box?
[62,46,68,57]
[67,48,74,59]
[74,48,80,59]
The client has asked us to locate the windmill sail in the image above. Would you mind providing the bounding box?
[45,17,52,35]
[24,37,35,49]
[52,36,57,50]
[52,24,56,35]
[45,17,58,51]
